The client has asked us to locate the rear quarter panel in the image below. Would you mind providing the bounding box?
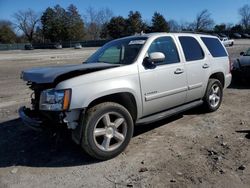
[199,35,231,90]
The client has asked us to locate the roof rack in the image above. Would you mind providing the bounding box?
[170,31,213,36]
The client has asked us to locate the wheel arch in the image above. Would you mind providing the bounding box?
[72,91,139,146]
[87,92,138,121]
[209,72,225,88]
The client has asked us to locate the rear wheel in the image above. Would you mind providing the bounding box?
[80,102,134,160]
[203,79,223,112]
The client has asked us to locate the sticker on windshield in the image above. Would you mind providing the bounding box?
[129,40,146,45]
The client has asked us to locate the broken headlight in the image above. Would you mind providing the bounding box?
[39,89,71,111]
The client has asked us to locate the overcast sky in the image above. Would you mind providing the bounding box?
[0,0,249,24]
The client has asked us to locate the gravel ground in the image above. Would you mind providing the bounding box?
[0,40,249,188]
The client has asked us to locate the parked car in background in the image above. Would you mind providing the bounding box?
[219,33,227,38]
[232,48,250,81]
[54,43,62,49]
[74,43,82,49]
[19,33,232,160]
[241,33,250,39]
[24,44,34,50]
[232,33,242,39]
[221,37,234,47]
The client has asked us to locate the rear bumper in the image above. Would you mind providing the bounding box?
[18,106,43,131]
[225,73,232,88]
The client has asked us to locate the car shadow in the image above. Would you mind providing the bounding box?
[0,106,203,168]
[134,114,183,137]
[0,119,98,168]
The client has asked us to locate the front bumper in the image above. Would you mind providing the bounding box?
[18,106,43,131]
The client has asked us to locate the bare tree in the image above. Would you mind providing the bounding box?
[84,7,114,39]
[178,21,192,31]
[13,9,39,42]
[193,9,214,31]
[239,4,250,30]
[168,19,181,32]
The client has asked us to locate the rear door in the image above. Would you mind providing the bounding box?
[138,36,187,116]
[178,36,210,102]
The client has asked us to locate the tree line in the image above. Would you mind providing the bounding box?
[0,4,250,44]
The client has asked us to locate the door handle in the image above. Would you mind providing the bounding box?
[202,64,210,69]
[174,68,184,74]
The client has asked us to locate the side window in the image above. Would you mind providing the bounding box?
[148,37,180,65]
[201,37,228,57]
[179,36,204,61]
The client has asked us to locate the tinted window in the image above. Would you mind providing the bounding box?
[201,37,227,57]
[179,36,204,61]
[148,37,180,65]
[245,48,250,56]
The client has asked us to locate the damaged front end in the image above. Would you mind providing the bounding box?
[19,62,118,140]
[19,82,81,131]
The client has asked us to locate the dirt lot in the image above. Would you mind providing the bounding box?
[0,40,249,188]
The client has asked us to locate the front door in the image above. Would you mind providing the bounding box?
[138,36,187,117]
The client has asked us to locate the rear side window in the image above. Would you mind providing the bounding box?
[201,37,228,57]
[179,36,204,61]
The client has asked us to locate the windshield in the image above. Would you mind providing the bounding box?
[245,48,250,56]
[86,37,147,65]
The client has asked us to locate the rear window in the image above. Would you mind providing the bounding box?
[179,36,204,61]
[201,37,228,57]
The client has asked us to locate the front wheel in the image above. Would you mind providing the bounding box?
[203,79,223,112]
[80,102,134,160]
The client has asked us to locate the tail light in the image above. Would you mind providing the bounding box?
[229,56,232,73]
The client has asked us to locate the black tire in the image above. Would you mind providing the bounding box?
[80,102,134,160]
[203,79,223,112]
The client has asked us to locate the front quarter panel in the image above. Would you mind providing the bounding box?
[56,64,143,118]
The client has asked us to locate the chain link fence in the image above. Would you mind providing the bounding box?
[0,40,111,51]
[0,43,27,50]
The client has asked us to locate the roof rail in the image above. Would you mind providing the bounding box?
[170,31,213,36]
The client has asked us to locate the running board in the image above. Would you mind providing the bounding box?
[136,100,203,125]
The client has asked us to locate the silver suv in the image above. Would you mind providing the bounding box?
[19,33,232,160]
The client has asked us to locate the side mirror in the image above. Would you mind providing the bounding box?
[143,57,156,69]
[149,52,165,63]
[143,52,165,69]
[240,52,245,56]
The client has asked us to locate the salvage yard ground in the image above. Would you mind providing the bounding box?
[0,40,250,188]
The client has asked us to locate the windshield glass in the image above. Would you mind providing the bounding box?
[86,37,147,65]
[245,48,250,56]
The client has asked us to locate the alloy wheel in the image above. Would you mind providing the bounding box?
[209,84,221,108]
[93,112,127,152]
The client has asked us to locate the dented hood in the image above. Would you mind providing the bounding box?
[21,63,119,84]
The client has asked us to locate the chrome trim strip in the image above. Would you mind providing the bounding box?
[188,83,203,90]
[145,86,188,101]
